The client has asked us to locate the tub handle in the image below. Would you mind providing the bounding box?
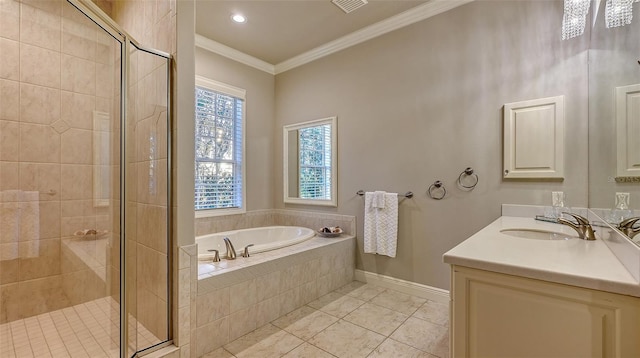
[207,249,220,262]
[242,244,254,258]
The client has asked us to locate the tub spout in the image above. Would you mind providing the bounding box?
[223,237,237,260]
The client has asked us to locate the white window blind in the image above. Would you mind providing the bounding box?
[298,124,332,199]
[194,78,245,212]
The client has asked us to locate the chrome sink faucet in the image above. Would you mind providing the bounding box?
[618,217,640,239]
[223,237,237,259]
[557,213,597,241]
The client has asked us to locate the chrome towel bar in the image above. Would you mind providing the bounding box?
[356,190,413,199]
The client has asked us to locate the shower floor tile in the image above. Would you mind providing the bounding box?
[0,297,161,358]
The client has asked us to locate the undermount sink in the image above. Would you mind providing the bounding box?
[500,228,576,241]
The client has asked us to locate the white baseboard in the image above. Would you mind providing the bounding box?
[354,269,449,303]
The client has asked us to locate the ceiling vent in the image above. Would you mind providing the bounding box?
[332,0,368,14]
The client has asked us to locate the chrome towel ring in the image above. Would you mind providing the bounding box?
[458,167,478,190]
[428,180,446,200]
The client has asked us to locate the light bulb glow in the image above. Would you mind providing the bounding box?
[231,14,246,23]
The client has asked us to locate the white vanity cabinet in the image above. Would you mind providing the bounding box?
[450,266,640,357]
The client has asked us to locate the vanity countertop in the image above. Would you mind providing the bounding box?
[443,216,640,297]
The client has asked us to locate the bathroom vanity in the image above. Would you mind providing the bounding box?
[444,213,640,357]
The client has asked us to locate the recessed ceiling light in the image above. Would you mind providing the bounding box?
[231,14,246,23]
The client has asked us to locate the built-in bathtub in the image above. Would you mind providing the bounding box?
[196,226,315,259]
[194,224,356,356]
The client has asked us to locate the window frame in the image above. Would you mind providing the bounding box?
[283,116,338,207]
[194,76,246,218]
[297,123,332,200]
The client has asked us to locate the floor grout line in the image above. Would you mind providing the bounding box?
[228,283,448,358]
[0,297,161,358]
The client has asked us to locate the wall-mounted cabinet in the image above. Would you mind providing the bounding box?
[616,84,640,178]
[503,96,565,179]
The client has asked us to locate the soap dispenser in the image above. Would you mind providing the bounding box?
[607,192,632,224]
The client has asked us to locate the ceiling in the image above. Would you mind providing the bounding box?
[195,0,428,65]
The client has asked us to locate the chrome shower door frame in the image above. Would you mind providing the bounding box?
[62,1,173,357]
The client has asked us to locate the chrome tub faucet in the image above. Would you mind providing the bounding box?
[558,213,597,241]
[223,237,237,259]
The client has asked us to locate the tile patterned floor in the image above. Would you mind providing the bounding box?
[0,297,160,358]
[205,281,450,358]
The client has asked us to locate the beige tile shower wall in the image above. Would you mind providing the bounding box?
[193,237,355,357]
[0,0,119,322]
[112,0,176,56]
[195,209,356,237]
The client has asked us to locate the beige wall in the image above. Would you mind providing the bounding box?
[195,48,276,212]
[274,0,589,290]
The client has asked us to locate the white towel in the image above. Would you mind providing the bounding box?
[364,191,398,258]
[0,190,40,260]
[372,191,386,209]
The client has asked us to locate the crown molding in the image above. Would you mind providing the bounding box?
[195,34,276,75]
[196,0,474,75]
[274,0,474,74]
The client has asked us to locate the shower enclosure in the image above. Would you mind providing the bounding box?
[0,0,171,356]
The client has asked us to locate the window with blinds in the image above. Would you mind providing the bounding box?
[298,124,332,199]
[194,77,245,214]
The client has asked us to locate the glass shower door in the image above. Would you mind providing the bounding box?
[0,0,124,356]
[124,42,171,356]
[1,0,172,356]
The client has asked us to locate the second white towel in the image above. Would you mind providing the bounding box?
[364,191,398,258]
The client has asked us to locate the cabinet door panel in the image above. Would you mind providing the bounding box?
[468,279,611,357]
[452,266,640,358]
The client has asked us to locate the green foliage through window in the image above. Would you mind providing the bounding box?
[298,124,331,199]
[195,86,243,210]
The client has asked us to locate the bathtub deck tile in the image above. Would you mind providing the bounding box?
[196,236,355,294]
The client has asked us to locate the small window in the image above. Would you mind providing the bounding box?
[298,124,332,199]
[194,76,246,216]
